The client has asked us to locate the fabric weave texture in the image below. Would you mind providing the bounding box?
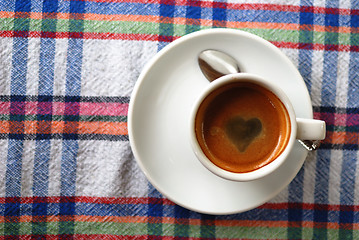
[0,0,358,239]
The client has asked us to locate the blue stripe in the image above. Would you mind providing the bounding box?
[287,166,305,238]
[61,40,83,197]
[14,0,31,12]
[338,150,356,238]
[147,183,163,235]
[200,214,216,238]
[32,1,58,200]
[33,140,51,196]
[5,140,24,197]
[339,150,356,205]
[321,0,339,106]
[59,2,84,236]
[60,140,79,196]
[10,38,28,96]
[38,38,56,95]
[1,201,359,223]
[73,2,354,27]
[85,2,159,16]
[65,39,83,96]
[212,2,226,24]
[347,52,359,108]
[5,4,31,235]
[313,149,331,238]
[0,0,15,11]
[314,150,331,204]
[185,4,201,33]
[158,0,175,50]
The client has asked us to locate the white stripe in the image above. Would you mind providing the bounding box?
[335,51,350,108]
[81,39,158,96]
[310,50,324,107]
[53,39,69,96]
[0,140,8,198]
[270,186,289,203]
[302,152,317,203]
[75,141,148,197]
[280,48,299,69]
[328,150,343,205]
[339,0,351,9]
[26,38,41,96]
[0,37,13,95]
[47,139,63,196]
[20,140,36,196]
[313,0,326,8]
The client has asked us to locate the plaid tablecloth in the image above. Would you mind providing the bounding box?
[0,0,358,239]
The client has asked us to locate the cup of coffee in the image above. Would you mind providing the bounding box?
[189,73,326,181]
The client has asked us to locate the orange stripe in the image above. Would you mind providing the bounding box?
[345,132,359,145]
[78,121,128,135]
[0,121,9,133]
[10,121,128,135]
[0,11,14,18]
[75,215,148,223]
[227,21,299,31]
[323,131,359,145]
[331,131,347,145]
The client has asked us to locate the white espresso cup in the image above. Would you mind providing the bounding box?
[189,73,326,181]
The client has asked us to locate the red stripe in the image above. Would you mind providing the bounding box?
[260,202,359,212]
[0,30,178,42]
[0,30,355,53]
[0,235,225,240]
[272,41,352,52]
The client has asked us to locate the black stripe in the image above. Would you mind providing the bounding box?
[0,95,130,103]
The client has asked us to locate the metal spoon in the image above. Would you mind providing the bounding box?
[198,49,320,151]
[198,49,240,82]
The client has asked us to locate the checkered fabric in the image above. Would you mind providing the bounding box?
[0,0,358,239]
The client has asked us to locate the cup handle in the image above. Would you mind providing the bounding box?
[296,118,326,140]
[296,118,326,151]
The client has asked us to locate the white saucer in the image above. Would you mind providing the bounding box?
[128,29,313,215]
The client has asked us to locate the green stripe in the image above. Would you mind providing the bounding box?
[76,222,147,235]
[200,215,216,238]
[215,225,287,239]
[79,115,127,122]
[13,17,30,31]
[0,17,356,46]
[0,222,357,238]
[42,18,57,33]
[0,17,13,31]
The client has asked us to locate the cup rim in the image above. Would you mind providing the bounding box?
[189,73,297,181]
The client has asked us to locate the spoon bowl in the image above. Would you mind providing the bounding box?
[198,50,240,82]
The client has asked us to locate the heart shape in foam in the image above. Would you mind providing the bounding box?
[225,116,262,152]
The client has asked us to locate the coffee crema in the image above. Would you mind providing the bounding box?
[195,82,291,173]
